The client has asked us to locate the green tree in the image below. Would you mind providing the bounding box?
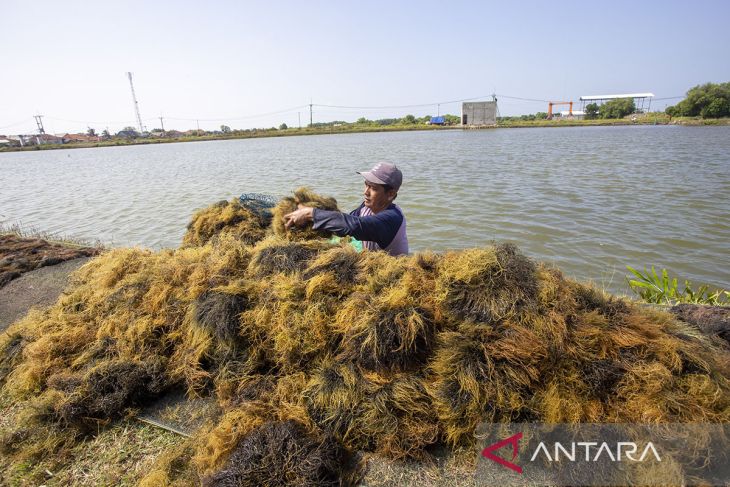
[401,114,416,124]
[584,103,599,120]
[87,127,97,136]
[534,112,548,120]
[443,114,460,125]
[220,125,231,133]
[665,82,730,118]
[101,129,110,139]
[599,98,635,119]
[700,98,730,118]
[279,123,288,130]
[356,117,370,124]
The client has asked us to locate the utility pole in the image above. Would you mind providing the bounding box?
[309,100,313,128]
[159,116,165,133]
[298,112,301,129]
[34,115,45,134]
[34,115,45,145]
[196,120,200,133]
[437,104,440,117]
[127,72,145,133]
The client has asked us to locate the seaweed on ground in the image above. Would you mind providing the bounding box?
[337,294,436,372]
[202,420,353,487]
[194,290,249,343]
[183,198,268,247]
[247,237,332,277]
[1,188,729,486]
[51,357,168,428]
[0,233,99,288]
[671,303,730,345]
[435,243,538,324]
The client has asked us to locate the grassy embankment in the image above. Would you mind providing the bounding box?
[497,113,730,127]
[2,115,728,153]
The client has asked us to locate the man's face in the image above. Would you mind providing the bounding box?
[363,182,395,213]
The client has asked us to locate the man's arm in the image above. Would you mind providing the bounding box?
[312,206,403,249]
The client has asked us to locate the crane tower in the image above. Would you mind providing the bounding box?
[126,72,145,133]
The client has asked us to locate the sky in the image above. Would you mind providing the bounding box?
[2,0,729,134]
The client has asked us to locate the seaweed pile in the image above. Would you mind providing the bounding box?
[1,187,729,486]
[0,234,99,288]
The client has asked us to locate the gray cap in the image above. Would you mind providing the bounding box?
[357,162,403,191]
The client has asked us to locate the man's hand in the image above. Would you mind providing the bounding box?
[284,204,315,229]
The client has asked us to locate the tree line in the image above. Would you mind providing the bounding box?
[665,82,730,118]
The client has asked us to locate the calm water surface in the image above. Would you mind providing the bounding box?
[1,126,729,295]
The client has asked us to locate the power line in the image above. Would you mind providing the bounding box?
[495,94,550,103]
[166,105,308,122]
[314,94,493,110]
[45,115,154,125]
[0,119,33,130]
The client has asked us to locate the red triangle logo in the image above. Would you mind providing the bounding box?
[481,432,523,474]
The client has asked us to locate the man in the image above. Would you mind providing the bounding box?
[283,162,408,256]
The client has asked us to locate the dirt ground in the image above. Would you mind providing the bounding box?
[0,257,91,331]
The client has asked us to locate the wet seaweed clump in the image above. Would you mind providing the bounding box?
[338,296,436,372]
[302,246,363,291]
[271,187,339,240]
[427,322,547,444]
[202,420,352,487]
[436,243,538,324]
[183,199,268,247]
[248,237,331,277]
[195,290,249,343]
[671,304,730,345]
[303,359,367,448]
[51,357,169,427]
[571,283,631,319]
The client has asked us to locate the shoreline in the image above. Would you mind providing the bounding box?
[2,116,728,154]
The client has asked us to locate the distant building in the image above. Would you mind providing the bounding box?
[116,129,139,138]
[20,134,64,145]
[461,101,497,126]
[62,133,100,143]
[579,93,654,112]
[560,110,585,119]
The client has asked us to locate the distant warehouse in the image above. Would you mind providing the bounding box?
[579,93,654,112]
[461,101,497,126]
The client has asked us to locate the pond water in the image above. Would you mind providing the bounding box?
[1,125,728,295]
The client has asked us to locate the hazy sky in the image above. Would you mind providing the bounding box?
[2,0,729,134]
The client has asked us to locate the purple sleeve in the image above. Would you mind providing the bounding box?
[312,204,403,250]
